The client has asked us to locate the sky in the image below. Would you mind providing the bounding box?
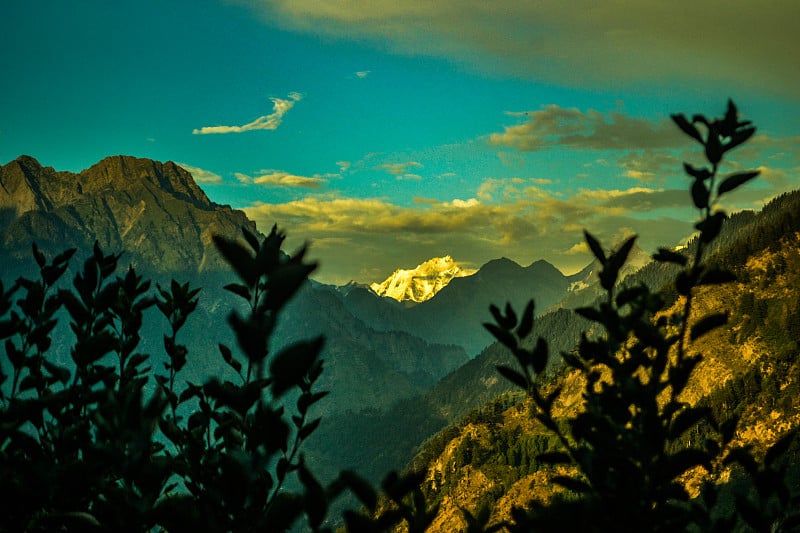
[2,1,799,285]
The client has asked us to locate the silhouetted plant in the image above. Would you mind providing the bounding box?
[486,100,798,532]
[0,224,435,532]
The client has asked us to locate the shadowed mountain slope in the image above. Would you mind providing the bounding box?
[0,155,254,272]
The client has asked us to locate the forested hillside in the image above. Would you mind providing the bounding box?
[401,177,800,531]
[309,189,800,497]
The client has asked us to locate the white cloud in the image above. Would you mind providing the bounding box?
[177,162,223,183]
[449,198,479,208]
[237,170,327,189]
[192,92,302,134]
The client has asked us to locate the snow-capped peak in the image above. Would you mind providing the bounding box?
[370,256,476,303]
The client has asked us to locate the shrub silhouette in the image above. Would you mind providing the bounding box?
[484,100,799,532]
[0,227,433,531]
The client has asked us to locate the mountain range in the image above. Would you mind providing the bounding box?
[0,156,469,411]
[5,154,796,528]
[0,154,657,414]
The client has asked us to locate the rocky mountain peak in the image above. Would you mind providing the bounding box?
[0,154,255,273]
[0,155,56,215]
[370,256,476,303]
[81,155,212,209]
[12,154,47,172]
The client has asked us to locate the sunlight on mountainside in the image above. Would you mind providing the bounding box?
[370,256,477,303]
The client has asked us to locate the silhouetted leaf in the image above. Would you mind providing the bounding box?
[542,384,562,411]
[575,306,603,324]
[218,343,242,375]
[690,312,728,340]
[484,322,516,349]
[723,447,758,476]
[719,415,740,446]
[537,451,571,465]
[717,170,759,196]
[489,303,515,330]
[584,230,606,265]
[241,225,261,252]
[683,162,712,181]
[496,365,528,390]
[299,417,322,440]
[698,267,736,286]
[669,407,712,440]
[610,235,637,270]
[336,471,378,512]
[615,286,646,308]
[662,449,712,480]
[53,248,77,266]
[691,180,710,209]
[765,430,796,466]
[516,300,535,338]
[675,271,693,296]
[41,359,71,385]
[671,113,704,143]
[31,242,46,268]
[213,235,257,286]
[297,391,329,415]
[298,463,327,530]
[552,476,590,493]
[705,127,723,165]
[223,283,251,301]
[270,337,324,397]
[531,337,549,375]
[725,125,756,152]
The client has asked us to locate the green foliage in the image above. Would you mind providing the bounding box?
[486,101,799,531]
[0,226,432,531]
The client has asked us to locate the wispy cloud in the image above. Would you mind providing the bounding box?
[375,161,423,175]
[616,150,684,184]
[489,105,682,152]
[177,162,223,183]
[240,1,800,98]
[192,92,302,134]
[235,169,328,189]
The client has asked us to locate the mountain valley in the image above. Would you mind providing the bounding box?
[1,153,799,530]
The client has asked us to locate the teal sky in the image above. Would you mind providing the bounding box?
[2,1,799,284]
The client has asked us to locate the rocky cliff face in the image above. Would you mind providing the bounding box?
[0,155,255,272]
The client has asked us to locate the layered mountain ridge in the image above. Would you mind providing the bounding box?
[0,154,471,417]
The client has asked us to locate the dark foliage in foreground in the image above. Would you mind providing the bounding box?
[483,101,799,531]
[0,227,433,531]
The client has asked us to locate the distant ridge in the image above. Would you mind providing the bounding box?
[339,256,572,356]
[0,155,255,272]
